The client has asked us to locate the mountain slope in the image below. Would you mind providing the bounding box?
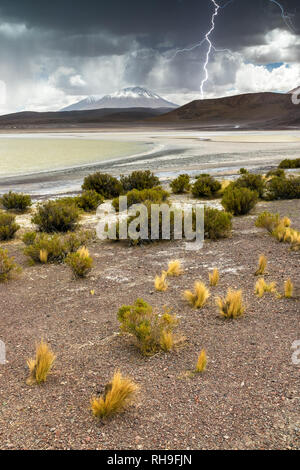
[62,87,178,111]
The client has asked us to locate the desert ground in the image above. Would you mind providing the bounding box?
[0,195,299,450]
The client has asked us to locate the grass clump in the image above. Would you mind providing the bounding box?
[170,174,190,194]
[117,299,180,355]
[91,370,139,419]
[0,192,32,212]
[82,172,123,198]
[195,349,207,373]
[184,281,210,309]
[22,231,37,246]
[66,246,93,278]
[26,340,56,386]
[32,200,80,232]
[192,175,221,198]
[154,271,168,292]
[255,211,280,233]
[0,212,20,240]
[255,255,267,276]
[222,186,258,215]
[120,170,160,192]
[284,279,294,298]
[254,278,277,298]
[216,289,245,319]
[209,268,220,286]
[204,207,232,240]
[166,259,183,277]
[0,248,21,282]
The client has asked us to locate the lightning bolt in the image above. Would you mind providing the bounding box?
[200,0,220,99]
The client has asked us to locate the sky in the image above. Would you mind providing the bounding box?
[0,0,299,114]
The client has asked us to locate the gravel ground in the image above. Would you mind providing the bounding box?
[0,198,299,450]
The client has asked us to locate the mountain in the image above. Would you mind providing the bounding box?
[61,87,178,111]
[151,92,300,129]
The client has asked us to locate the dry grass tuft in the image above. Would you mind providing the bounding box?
[195,349,207,373]
[91,370,139,419]
[154,271,168,292]
[160,330,175,352]
[255,254,267,276]
[26,340,56,386]
[216,289,245,319]
[39,249,48,264]
[254,278,277,298]
[184,281,210,308]
[284,279,294,298]
[209,268,220,286]
[166,259,183,277]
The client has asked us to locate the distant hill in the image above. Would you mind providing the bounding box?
[61,87,178,111]
[151,92,300,129]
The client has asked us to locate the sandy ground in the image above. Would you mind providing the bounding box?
[0,197,299,450]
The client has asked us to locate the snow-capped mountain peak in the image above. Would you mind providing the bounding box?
[61,87,178,111]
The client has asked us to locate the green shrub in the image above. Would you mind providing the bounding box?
[204,207,232,240]
[234,173,265,198]
[120,170,159,192]
[32,200,80,232]
[0,248,21,282]
[192,175,221,198]
[0,213,20,240]
[239,168,248,175]
[82,172,123,198]
[278,158,300,169]
[222,186,258,215]
[0,192,32,212]
[170,174,190,194]
[77,190,104,212]
[24,230,92,264]
[117,298,179,355]
[65,246,93,278]
[265,176,300,200]
[112,187,169,212]
[22,231,37,246]
[266,168,285,178]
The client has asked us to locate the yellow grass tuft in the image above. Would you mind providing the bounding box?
[77,246,90,258]
[254,278,277,298]
[255,254,267,276]
[209,268,220,286]
[39,249,48,264]
[166,259,183,277]
[195,349,207,373]
[284,279,294,298]
[154,271,168,292]
[26,339,56,385]
[184,281,210,308]
[160,330,175,352]
[91,370,139,419]
[281,216,291,227]
[216,289,245,319]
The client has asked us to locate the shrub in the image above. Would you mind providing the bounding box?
[216,289,245,318]
[255,211,280,233]
[0,192,32,212]
[22,231,37,246]
[77,190,104,212]
[192,175,221,198]
[195,349,207,373]
[170,174,190,194]
[222,186,258,215]
[255,255,267,276]
[278,158,300,169]
[82,172,123,198]
[24,230,92,264]
[266,168,285,178]
[184,281,210,308]
[209,268,219,286]
[254,278,277,298]
[0,248,21,282]
[0,212,20,240]
[234,173,265,198]
[154,271,168,292]
[166,260,183,277]
[204,207,232,239]
[120,170,160,192]
[65,246,93,278]
[265,176,300,200]
[32,200,80,232]
[117,299,180,355]
[112,187,169,212]
[26,340,56,386]
[284,279,294,298]
[239,168,248,175]
[91,370,139,419]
